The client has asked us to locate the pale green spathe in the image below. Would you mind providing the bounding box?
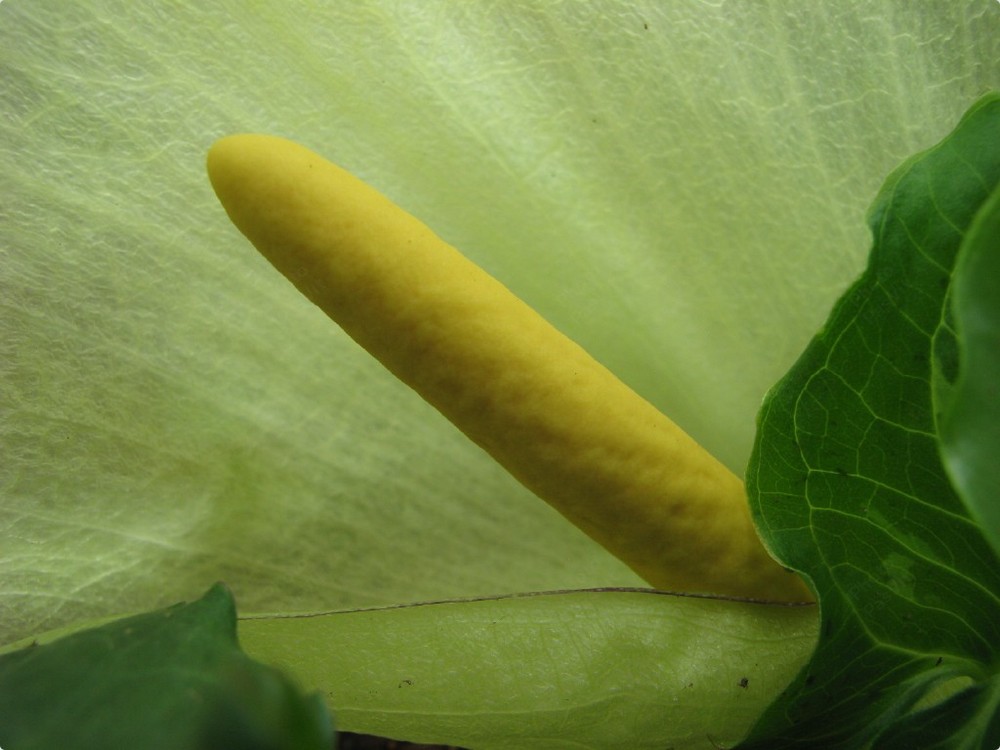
[0,0,995,673]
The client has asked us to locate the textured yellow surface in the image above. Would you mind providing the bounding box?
[208,134,811,601]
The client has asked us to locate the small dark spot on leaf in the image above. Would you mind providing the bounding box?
[935,656,943,666]
[398,679,413,688]
[739,677,749,688]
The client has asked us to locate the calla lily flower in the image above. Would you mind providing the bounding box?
[2,2,996,747]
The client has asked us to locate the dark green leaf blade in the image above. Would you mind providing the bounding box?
[0,583,334,750]
[741,94,1000,748]
[940,183,1000,558]
[872,674,1000,750]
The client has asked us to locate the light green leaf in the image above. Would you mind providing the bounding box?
[0,584,333,750]
[239,589,818,750]
[940,182,1000,556]
[744,94,1000,748]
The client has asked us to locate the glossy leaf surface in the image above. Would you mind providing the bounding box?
[744,93,1000,750]
[0,584,333,750]
[940,183,1000,557]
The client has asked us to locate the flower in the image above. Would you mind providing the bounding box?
[1,2,993,745]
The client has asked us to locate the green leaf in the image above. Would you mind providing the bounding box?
[940,182,1000,557]
[872,674,1000,750]
[238,589,818,750]
[743,93,1000,748]
[0,584,334,750]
